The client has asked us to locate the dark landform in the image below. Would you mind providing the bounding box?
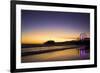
[22,38,90,48]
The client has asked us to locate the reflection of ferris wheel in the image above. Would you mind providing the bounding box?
[80,33,87,40]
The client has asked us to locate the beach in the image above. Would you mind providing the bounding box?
[21,45,90,63]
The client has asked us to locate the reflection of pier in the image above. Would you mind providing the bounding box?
[78,46,89,58]
[79,46,87,56]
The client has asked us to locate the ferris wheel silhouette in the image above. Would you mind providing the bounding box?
[80,33,87,40]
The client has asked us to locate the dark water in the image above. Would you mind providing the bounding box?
[21,45,90,63]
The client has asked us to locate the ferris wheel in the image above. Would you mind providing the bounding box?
[80,33,87,40]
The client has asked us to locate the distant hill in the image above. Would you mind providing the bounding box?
[44,40,55,45]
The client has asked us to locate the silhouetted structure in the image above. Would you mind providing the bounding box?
[44,40,55,45]
[80,33,87,40]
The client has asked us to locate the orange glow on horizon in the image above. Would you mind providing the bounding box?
[21,31,81,44]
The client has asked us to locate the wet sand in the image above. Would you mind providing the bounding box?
[21,46,90,63]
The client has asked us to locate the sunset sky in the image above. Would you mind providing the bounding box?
[21,10,90,44]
